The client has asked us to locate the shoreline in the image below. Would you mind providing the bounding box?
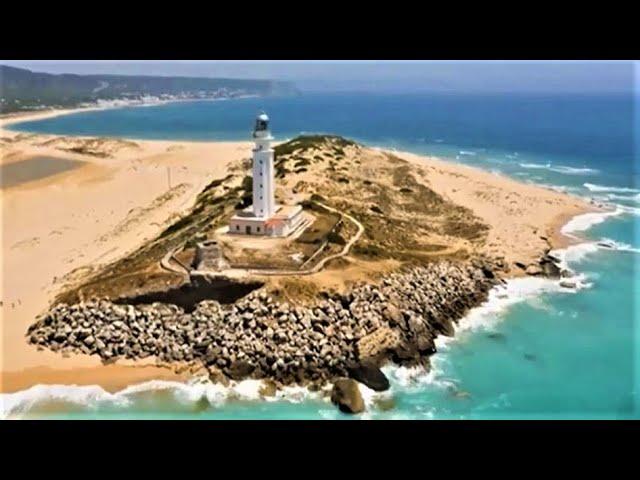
[1,107,604,402]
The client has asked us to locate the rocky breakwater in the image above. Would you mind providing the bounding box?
[27,261,502,414]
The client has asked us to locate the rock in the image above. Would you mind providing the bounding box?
[486,332,506,341]
[525,264,543,276]
[83,335,95,346]
[206,365,230,386]
[259,379,278,397]
[540,260,561,278]
[330,378,365,414]
[452,390,471,399]
[382,305,404,327]
[390,341,419,363]
[347,360,390,392]
[559,281,577,289]
[227,360,255,380]
[560,269,574,278]
[356,327,400,360]
[373,396,396,412]
[481,266,495,279]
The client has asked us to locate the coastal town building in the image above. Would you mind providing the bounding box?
[229,112,304,237]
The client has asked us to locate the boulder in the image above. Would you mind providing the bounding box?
[347,360,390,392]
[259,379,278,397]
[481,266,495,279]
[330,378,365,414]
[525,264,543,276]
[540,261,561,278]
[356,327,400,360]
[227,360,255,380]
[382,305,405,328]
[559,281,577,289]
[206,365,230,386]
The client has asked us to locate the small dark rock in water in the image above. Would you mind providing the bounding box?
[452,390,471,400]
[331,378,365,414]
[347,360,390,392]
[373,396,396,411]
[193,395,211,412]
[523,353,537,362]
[597,241,615,249]
[486,332,506,341]
[540,260,561,278]
[559,281,577,289]
[560,269,574,278]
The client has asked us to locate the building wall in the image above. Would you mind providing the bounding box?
[229,217,267,235]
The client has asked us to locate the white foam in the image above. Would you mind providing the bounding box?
[0,376,327,419]
[561,207,625,237]
[596,238,640,254]
[583,183,640,193]
[459,150,477,156]
[597,193,640,203]
[519,162,598,175]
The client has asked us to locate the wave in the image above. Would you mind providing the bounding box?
[519,162,599,175]
[583,183,640,193]
[597,193,640,203]
[459,150,477,156]
[596,238,640,254]
[560,207,625,237]
[0,377,328,419]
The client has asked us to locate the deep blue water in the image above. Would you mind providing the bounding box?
[3,92,638,419]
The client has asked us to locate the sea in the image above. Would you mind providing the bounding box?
[2,90,638,419]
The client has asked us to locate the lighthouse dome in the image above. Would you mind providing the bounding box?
[254,111,271,137]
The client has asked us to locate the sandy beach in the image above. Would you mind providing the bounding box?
[0,108,596,394]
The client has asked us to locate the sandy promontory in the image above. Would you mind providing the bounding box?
[0,108,597,395]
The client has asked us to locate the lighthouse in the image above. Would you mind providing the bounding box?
[228,111,305,237]
[251,112,276,218]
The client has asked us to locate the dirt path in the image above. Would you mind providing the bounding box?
[247,202,364,276]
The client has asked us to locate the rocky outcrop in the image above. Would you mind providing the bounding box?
[331,378,365,414]
[347,360,390,392]
[27,261,499,389]
[524,253,563,278]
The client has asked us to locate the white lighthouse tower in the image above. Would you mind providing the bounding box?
[228,111,304,237]
[251,112,276,218]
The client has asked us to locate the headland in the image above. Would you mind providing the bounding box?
[0,108,599,413]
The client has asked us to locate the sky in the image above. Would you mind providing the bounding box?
[1,60,635,94]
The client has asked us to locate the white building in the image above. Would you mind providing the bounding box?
[228,112,304,237]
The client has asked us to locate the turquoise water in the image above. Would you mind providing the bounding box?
[3,92,638,419]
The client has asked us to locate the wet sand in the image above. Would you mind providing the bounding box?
[1,156,86,189]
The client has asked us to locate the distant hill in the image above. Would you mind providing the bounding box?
[0,65,299,113]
